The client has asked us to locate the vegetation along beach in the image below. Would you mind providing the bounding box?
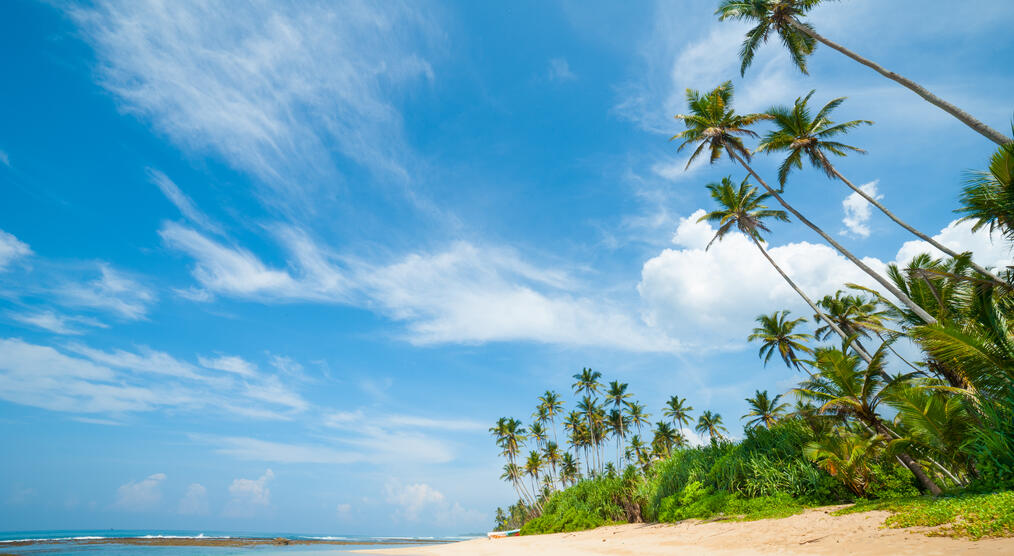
[1,0,1012,555]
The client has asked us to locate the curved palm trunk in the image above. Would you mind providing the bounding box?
[729,150,938,325]
[825,160,1005,285]
[750,230,875,366]
[871,421,943,495]
[789,20,1010,146]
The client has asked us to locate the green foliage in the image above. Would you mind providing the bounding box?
[968,385,1014,490]
[521,467,644,535]
[836,491,1014,539]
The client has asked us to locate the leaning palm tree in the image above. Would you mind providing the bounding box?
[958,141,1014,242]
[794,347,944,494]
[749,310,813,372]
[662,395,694,437]
[742,390,790,429]
[716,0,1011,145]
[674,82,937,325]
[537,390,565,445]
[524,451,543,501]
[696,410,728,442]
[757,91,1004,284]
[624,400,651,437]
[701,176,873,362]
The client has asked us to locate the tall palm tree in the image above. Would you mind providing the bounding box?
[757,91,1004,284]
[652,421,678,458]
[524,450,543,500]
[662,395,694,436]
[542,441,562,488]
[572,368,603,471]
[624,401,651,437]
[794,347,944,494]
[626,434,651,472]
[716,0,1011,145]
[528,422,548,450]
[748,310,813,372]
[605,381,632,465]
[500,462,535,508]
[696,410,728,442]
[700,175,872,362]
[607,408,629,468]
[559,452,580,486]
[537,390,565,445]
[958,141,1014,242]
[742,390,790,429]
[674,82,937,325]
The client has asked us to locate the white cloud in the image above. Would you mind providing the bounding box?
[178,483,209,515]
[57,265,155,320]
[70,0,435,205]
[9,310,106,335]
[68,343,203,380]
[547,57,576,81]
[149,169,222,235]
[198,354,258,377]
[241,375,309,412]
[207,436,361,464]
[0,150,9,167]
[384,480,444,521]
[224,469,274,516]
[115,473,166,510]
[336,503,352,517]
[0,229,31,270]
[894,218,1012,271]
[841,181,882,238]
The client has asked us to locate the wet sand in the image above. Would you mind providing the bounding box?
[359,506,1014,555]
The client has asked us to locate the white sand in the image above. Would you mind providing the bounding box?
[359,507,1014,555]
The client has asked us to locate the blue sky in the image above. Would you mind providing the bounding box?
[1,0,1012,537]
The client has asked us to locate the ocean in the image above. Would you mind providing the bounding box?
[0,530,471,555]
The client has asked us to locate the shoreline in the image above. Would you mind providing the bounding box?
[2,536,448,549]
[358,507,1014,555]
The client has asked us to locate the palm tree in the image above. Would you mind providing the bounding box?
[700,175,873,362]
[674,82,937,325]
[742,390,790,429]
[524,451,543,499]
[662,395,694,436]
[757,91,1004,284]
[573,368,603,470]
[528,422,548,450]
[652,421,678,458]
[626,434,650,472]
[537,390,565,445]
[624,401,651,437]
[696,410,728,442]
[500,462,535,509]
[542,441,562,488]
[605,381,632,465]
[958,141,1014,241]
[716,0,1011,145]
[803,429,883,497]
[607,408,629,467]
[559,452,580,486]
[749,310,813,372]
[794,347,944,494]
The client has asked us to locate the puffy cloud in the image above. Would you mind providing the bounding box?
[178,483,209,515]
[224,469,274,516]
[0,229,31,270]
[384,480,444,520]
[115,473,166,510]
[894,218,1012,271]
[841,181,882,238]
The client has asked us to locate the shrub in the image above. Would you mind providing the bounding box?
[521,467,644,534]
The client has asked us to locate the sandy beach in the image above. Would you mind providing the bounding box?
[361,507,1014,555]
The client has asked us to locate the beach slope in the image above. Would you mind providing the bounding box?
[361,507,1014,555]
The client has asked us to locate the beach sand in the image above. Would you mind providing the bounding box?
[360,507,1014,555]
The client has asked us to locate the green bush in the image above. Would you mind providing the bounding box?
[836,491,1014,539]
[521,467,644,534]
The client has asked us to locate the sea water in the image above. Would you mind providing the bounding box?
[0,530,473,555]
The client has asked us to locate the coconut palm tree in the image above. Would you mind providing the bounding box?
[624,401,651,437]
[537,390,565,445]
[701,176,873,362]
[696,411,728,442]
[626,434,651,472]
[607,408,630,468]
[803,429,883,497]
[674,82,937,325]
[524,451,543,499]
[742,390,790,429]
[757,91,1004,284]
[652,421,678,458]
[662,395,694,437]
[542,441,562,488]
[500,462,535,508]
[958,141,1014,242]
[749,310,813,372]
[573,369,603,470]
[716,0,1011,145]
[606,381,632,464]
[559,452,580,486]
[529,422,548,450]
[794,347,944,494]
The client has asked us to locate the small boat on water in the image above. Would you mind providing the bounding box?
[486,529,521,539]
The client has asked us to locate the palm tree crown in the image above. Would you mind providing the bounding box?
[749,310,813,371]
[695,410,728,442]
[672,81,771,169]
[699,176,789,247]
[742,390,789,428]
[716,0,820,75]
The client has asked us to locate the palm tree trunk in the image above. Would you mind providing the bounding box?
[788,19,1011,146]
[825,160,1005,284]
[872,421,943,495]
[749,235,875,365]
[729,150,938,325]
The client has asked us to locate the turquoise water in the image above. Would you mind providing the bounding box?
[0,530,468,555]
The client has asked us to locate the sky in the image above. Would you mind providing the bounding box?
[1,0,1013,538]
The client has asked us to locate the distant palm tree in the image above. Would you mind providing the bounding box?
[652,421,678,458]
[716,0,1011,145]
[559,452,580,486]
[757,91,1003,284]
[528,422,548,450]
[624,401,651,437]
[572,368,603,471]
[537,390,565,445]
[542,441,562,488]
[662,395,694,437]
[674,82,937,325]
[958,141,1014,241]
[606,381,632,465]
[626,434,650,471]
[524,451,543,500]
[742,390,789,429]
[701,176,870,362]
[749,311,813,372]
[795,347,943,495]
[607,408,630,467]
[695,411,728,442]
